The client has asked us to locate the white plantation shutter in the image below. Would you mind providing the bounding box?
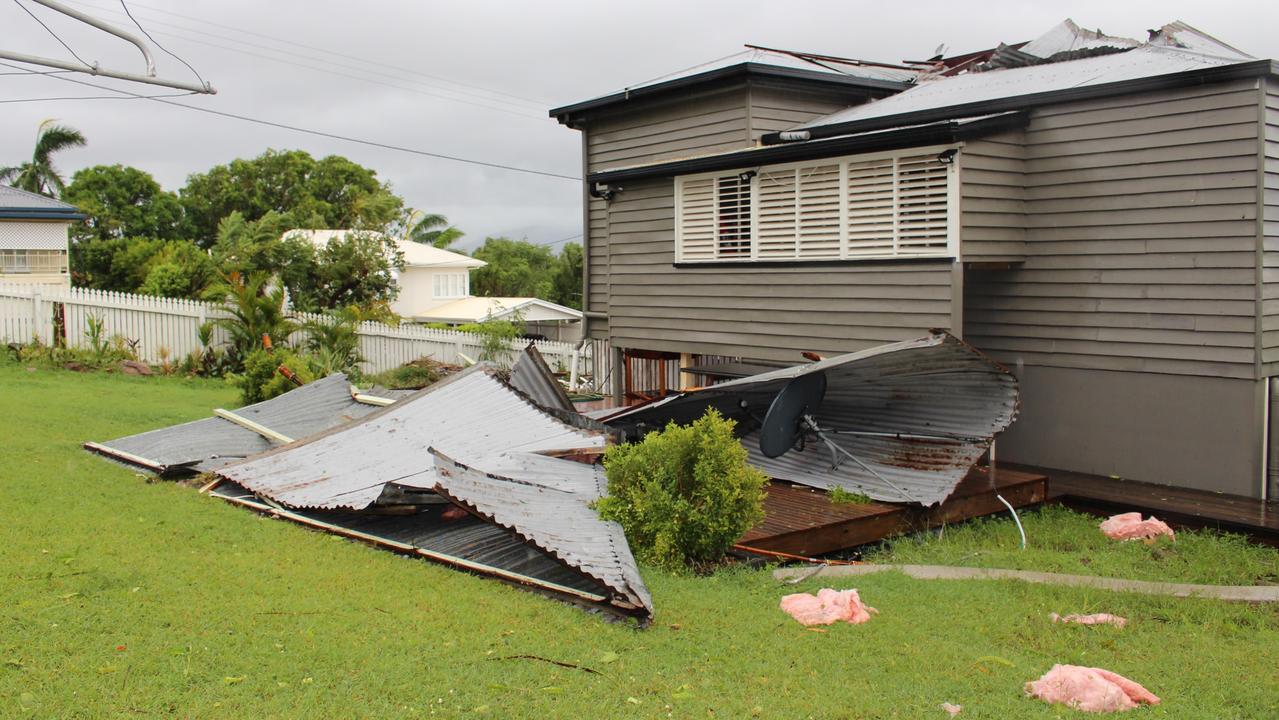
[756,169,797,259]
[715,175,752,258]
[675,146,956,263]
[895,153,950,255]
[796,163,841,259]
[676,176,716,261]
[845,157,896,257]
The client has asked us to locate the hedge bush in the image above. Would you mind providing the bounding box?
[596,408,768,572]
[239,347,317,404]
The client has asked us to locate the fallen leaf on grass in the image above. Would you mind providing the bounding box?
[598,651,620,664]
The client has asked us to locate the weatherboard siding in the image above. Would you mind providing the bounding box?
[960,132,1027,261]
[747,82,858,140]
[1261,77,1279,369]
[964,79,1263,379]
[600,177,954,362]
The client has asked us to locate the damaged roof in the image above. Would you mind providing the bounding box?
[432,450,652,615]
[606,332,1019,506]
[215,365,607,510]
[778,20,1266,141]
[85,374,387,474]
[509,342,575,414]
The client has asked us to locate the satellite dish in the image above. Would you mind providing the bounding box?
[759,373,826,458]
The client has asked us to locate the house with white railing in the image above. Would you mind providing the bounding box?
[0,185,82,289]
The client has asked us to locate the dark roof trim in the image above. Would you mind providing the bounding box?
[0,209,85,221]
[550,62,909,124]
[587,112,1029,184]
[760,58,1279,145]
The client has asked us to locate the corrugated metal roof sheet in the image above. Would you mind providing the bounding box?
[432,450,652,615]
[85,373,381,474]
[800,24,1255,131]
[509,343,575,413]
[0,184,79,210]
[215,365,607,510]
[605,332,1019,506]
[210,480,609,600]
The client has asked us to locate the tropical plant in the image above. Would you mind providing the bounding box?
[596,408,769,572]
[238,347,317,404]
[206,271,296,369]
[0,120,86,197]
[407,211,464,249]
[300,306,365,378]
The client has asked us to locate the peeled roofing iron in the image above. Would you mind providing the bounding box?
[508,342,575,414]
[215,364,608,510]
[605,332,1019,506]
[432,450,652,616]
[84,373,385,475]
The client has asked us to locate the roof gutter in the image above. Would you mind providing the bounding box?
[760,58,1278,146]
[0,209,87,221]
[587,112,1029,185]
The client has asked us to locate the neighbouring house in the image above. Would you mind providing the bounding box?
[0,185,83,288]
[551,20,1279,499]
[284,229,583,340]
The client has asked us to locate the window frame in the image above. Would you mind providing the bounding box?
[674,143,962,264]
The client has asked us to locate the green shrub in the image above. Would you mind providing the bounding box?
[596,408,768,572]
[238,347,317,404]
[362,358,442,390]
[829,487,872,505]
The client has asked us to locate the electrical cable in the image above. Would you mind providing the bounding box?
[0,90,193,103]
[118,0,205,89]
[61,0,550,108]
[12,0,93,68]
[0,60,582,182]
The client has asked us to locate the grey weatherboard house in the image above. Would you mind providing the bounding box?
[550,21,1279,500]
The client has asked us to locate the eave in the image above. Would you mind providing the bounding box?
[587,112,1030,185]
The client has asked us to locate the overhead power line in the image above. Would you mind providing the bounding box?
[118,0,206,89]
[62,0,550,109]
[12,0,92,67]
[0,60,582,182]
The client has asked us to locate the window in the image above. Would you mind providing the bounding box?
[432,272,469,298]
[0,249,67,274]
[675,145,958,263]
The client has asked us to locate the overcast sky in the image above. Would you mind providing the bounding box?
[2,0,1276,251]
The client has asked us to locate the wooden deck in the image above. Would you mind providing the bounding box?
[739,467,1048,555]
[1026,464,1279,547]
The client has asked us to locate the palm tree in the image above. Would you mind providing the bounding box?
[407,210,464,249]
[0,120,87,197]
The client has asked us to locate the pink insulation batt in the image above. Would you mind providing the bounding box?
[1026,664,1160,712]
[779,588,877,626]
[1050,612,1128,628]
[1100,512,1175,541]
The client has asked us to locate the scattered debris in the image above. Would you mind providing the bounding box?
[605,332,1019,506]
[940,702,962,716]
[1050,612,1127,628]
[490,655,602,675]
[779,588,877,626]
[1025,664,1159,712]
[1100,513,1175,542]
[84,373,388,474]
[509,342,575,414]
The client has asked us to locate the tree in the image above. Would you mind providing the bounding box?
[62,165,183,242]
[407,211,464,249]
[298,231,404,311]
[549,242,583,309]
[179,149,405,247]
[0,120,86,197]
[470,237,555,298]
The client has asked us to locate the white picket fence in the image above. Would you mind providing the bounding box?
[0,283,589,377]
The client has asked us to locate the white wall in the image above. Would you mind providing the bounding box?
[0,220,70,250]
[391,267,470,317]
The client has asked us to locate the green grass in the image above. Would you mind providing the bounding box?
[3,362,1279,718]
[865,504,1279,586]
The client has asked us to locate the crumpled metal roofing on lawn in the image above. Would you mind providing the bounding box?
[431,450,652,615]
[215,364,607,510]
[84,373,384,475]
[605,332,1019,507]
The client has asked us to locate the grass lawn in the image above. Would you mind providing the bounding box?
[3,362,1279,718]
